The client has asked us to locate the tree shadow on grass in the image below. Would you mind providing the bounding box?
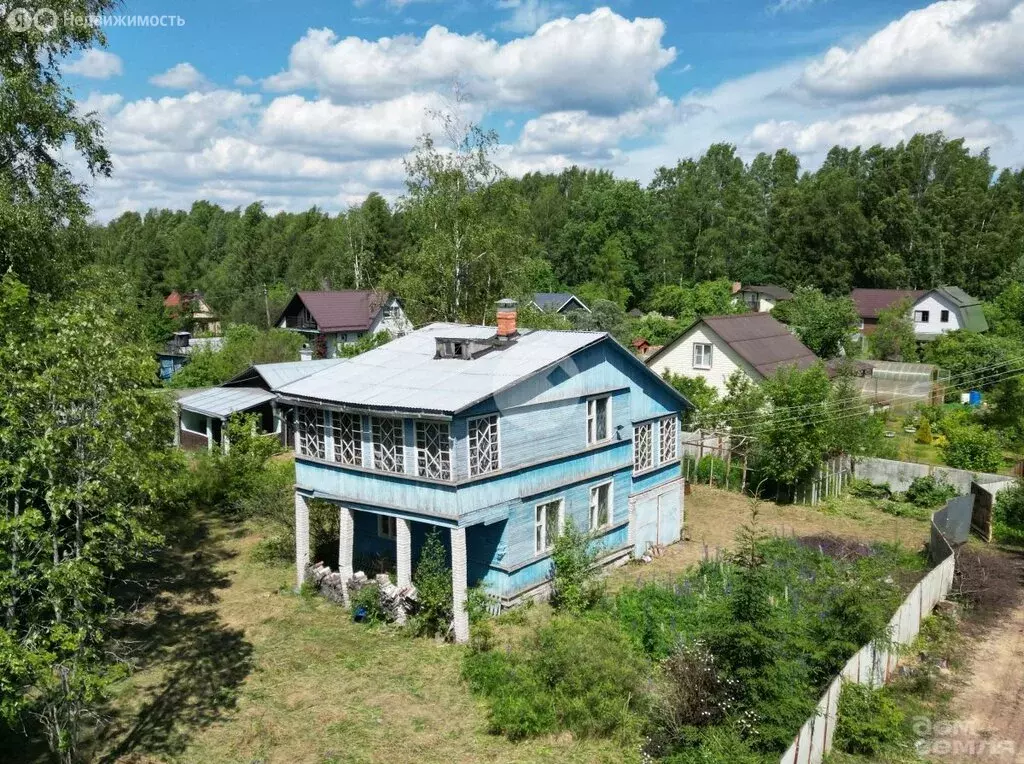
[91,516,255,761]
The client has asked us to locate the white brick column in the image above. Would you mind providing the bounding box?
[450,527,469,643]
[295,491,310,589]
[395,518,412,625]
[338,506,355,607]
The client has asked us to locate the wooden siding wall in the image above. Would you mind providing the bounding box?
[650,325,759,397]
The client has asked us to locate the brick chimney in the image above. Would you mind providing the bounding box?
[496,298,518,338]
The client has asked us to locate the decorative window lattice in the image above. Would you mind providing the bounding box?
[634,422,653,472]
[332,412,362,466]
[468,415,499,476]
[297,407,326,460]
[372,417,404,473]
[416,421,452,480]
[660,417,678,463]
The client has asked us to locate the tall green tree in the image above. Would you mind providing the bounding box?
[773,287,859,358]
[0,275,175,761]
[869,299,917,361]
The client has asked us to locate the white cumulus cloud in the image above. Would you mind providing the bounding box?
[264,8,675,115]
[149,62,213,91]
[801,0,1024,98]
[66,49,123,79]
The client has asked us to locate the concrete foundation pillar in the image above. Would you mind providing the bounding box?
[338,505,355,607]
[295,491,310,590]
[450,526,469,643]
[396,518,412,625]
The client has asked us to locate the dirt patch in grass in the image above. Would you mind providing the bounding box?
[607,486,931,590]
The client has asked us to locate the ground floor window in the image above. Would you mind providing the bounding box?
[590,481,612,530]
[180,409,207,435]
[378,515,397,541]
[534,498,563,554]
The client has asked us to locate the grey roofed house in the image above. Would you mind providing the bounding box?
[531,292,591,314]
[278,322,629,415]
[739,284,794,301]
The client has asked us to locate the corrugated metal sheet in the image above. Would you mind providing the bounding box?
[177,386,275,417]
[279,323,607,414]
[254,359,346,390]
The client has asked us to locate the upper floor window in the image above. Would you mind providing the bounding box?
[587,396,611,444]
[940,310,950,323]
[372,417,404,473]
[416,421,452,480]
[535,498,563,554]
[297,407,326,460]
[332,412,362,466]
[693,343,713,370]
[913,310,930,322]
[384,304,400,319]
[590,481,612,531]
[634,422,653,473]
[660,416,678,463]
[468,414,500,476]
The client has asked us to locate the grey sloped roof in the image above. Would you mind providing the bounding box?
[740,284,793,301]
[177,387,275,418]
[278,322,611,414]
[533,292,590,313]
[255,360,346,390]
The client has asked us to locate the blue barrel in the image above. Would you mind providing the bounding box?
[969,390,982,407]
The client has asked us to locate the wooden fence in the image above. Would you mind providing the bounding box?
[778,500,958,764]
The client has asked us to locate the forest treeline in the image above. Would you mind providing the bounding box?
[91,134,1024,328]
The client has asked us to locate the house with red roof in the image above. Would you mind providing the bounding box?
[164,290,220,335]
[275,290,413,358]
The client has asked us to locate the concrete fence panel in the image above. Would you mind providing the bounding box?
[778,499,958,764]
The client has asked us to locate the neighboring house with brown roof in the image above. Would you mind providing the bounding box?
[851,287,988,342]
[276,290,413,358]
[735,284,794,313]
[645,313,820,397]
[164,290,220,335]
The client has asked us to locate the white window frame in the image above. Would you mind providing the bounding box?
[371,416,405,474]
[331,411,363,466]
[180,409,207,436]
[913,310,930,323]
[659,416,678,463]
[634,422,654,473]
[467,413,500,476]
[297,406,327,460]
[586,396,612,445]
[589,481,613,531]
[534,498,564,554]
[377,515,397,541]
[415,420,453,480]
[693,343,713,370]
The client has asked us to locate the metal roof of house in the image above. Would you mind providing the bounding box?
[739,284,793,300]
[249,359,346,390]
[933,286,988,332]
[532,292,590,313]
[276,290,391,333]
[177,386,276,418]
[850,289,927,319]
[648,313,819,379]
[278,322,617,414]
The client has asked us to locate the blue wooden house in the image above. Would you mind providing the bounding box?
[280,301,690,641]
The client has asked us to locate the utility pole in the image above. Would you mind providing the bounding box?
[263,284,271,328]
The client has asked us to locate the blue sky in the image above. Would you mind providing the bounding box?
[48,0,1024,219]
